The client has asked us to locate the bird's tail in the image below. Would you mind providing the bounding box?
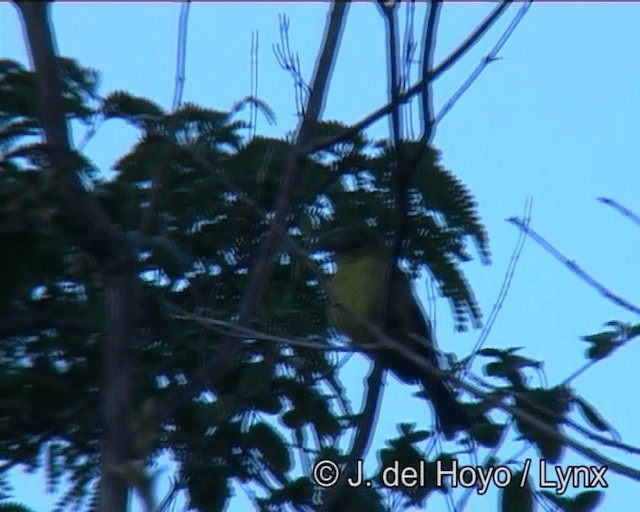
[424,376,472,440]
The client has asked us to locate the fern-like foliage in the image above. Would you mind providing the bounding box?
[0,58,500,512]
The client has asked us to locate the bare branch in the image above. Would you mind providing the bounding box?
[167,306,365,353]
[420,0,441,144]
[273,15,311,118]
[172,0,191,111]
[436,0,532,124]
[302,1,511,155]
[463,198,532,372]
[380,2,403,148]
[13,5,136,512]
[507,216,640,316]
[318,363,384,512]
[598,196,640,229]
[239,1,349,324]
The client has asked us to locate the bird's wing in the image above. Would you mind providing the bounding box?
[387,268,437,353]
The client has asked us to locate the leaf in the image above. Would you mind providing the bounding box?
[198,396,238,426]
[580,331,616,344]
[245,422,291,475]
[586,341,617,361]
[281,409,304,430]
[514,387,569,463]
[570,490,603,512]
[251,393,282,415]
[500,471,534,512]
[573,396,611,433]
[397,422,432,443]
[102,90,165,129]
[477,347,506,357]
[239,360,274,395]
[0,503,38,512]
[541,490,573,510]
[331,486,387,512]
[264,477,315,509]
[471,421,505,448]
[184,465,230,512]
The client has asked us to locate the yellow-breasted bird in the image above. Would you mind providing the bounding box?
[326,226,471,440]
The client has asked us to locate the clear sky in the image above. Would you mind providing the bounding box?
[2,2,640,511]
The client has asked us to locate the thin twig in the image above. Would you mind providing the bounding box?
[273,15,311,118]
[598,196,640,229]
[172,0,191,111]
[250,30,259,138]
[401,0,418,139]
[456,419,514,511]
[302,1,511,156]
[463,198,532,373]
[317,363,384,512]
[168,307,368,353]
[508,217,640,316]
[420,0,441,145]
[436,0,531,123]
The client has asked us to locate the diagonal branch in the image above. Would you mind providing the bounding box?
[13,3,131,270]
[435,0,531,124]
[154,0,350,427]
[239,1,349,325]
[317,363,383,512]
[508,216,640,316]
[302,1,510,156]
[598,196,640,229]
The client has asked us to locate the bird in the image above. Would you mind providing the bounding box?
[325,226,472,440]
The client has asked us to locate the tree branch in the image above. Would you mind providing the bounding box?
[598,196,640,229]
[13,4,135,512]
[508,216,640,316]
[302,0,510,156]
[208,1,349,381]
[318,6,403,505]
[13,3,132,271]
[435,0,531,124]
[318,363,384,512]
[419,0,441,145]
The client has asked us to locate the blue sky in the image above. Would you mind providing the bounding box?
[2,2,640,511]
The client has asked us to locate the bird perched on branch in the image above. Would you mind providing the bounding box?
[325,226,472,440]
